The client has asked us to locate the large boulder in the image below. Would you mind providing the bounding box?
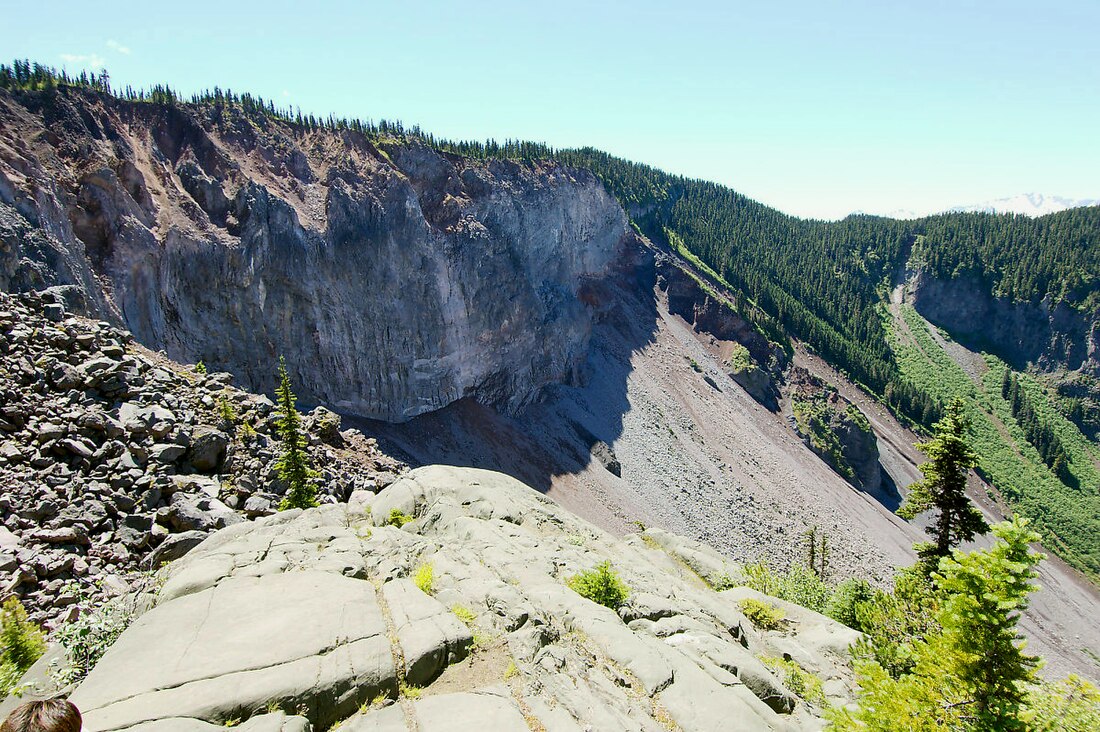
[70,571,396,729]
[187,426,229,472]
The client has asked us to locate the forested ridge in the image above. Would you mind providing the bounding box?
[552,149,1100,427]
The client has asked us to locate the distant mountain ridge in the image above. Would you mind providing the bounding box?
[949,193,1100,217]
[862,193,1100,220]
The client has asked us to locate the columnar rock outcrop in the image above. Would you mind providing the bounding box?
[65,466,861,732]
[0,88,634,421]
[906,268,1100,375]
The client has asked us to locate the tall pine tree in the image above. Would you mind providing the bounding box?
[898,397,988,568]
[274,358,319,510]
[829,517,1043,731]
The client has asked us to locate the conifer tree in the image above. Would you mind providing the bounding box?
[274,358,319,510]
[0,596,46,694]
[898,397,988,567]
[829,517,1043,731]
[934,516,1042,729]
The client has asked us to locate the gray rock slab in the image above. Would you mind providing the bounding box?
[344,687,527,732]
[115,713,310,732]
[382,579,472,686]
[70,571,395,730]
[412,687,529,731]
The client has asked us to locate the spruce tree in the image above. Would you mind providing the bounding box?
[934,516,1042,729]
[898,397,988,567]
[0,596,46,694]
[274,358,319,510]
[829,517,1043,731]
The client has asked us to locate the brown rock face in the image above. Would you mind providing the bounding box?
[0,88,633,421]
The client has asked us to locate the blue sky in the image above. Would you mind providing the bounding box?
[3,0,1098,219]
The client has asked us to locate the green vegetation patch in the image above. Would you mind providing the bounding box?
[890,304,1100,579]
[738,598,786,630]
[761,656,826,706]
[1,597,46,696]
[792,395,855,481]
[567,561,630,611]
[413,562,434,595]
[387,508,414,527]
[726,343,755,375]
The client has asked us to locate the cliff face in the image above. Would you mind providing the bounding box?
[0,89,632,421]
[906,268,1100,375]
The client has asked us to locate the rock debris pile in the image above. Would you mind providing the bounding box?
[0,288,404,628]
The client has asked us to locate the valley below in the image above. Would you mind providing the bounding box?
[367,240,1100,683]
[1,78,1098,728]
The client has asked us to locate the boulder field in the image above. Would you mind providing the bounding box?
[0,288,404,628]
[65,465,859,732]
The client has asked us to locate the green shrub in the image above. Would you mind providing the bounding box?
[567,561,630,610]
[451,604,476,625]
[738,598,786,630]
[413,563,434,595]
[742,562,831,614]
[387,508,414,527]
[1028,674,1100,731]
[194,360,207,375]
[218,396,237,425]
[1,597,46,695]
[826,577,875,629]
[761,656,825,706]
[51,589,141,685]
[726,343,755,374]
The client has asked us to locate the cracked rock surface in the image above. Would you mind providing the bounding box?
[70,465,860,732]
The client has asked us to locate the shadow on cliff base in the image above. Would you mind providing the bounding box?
[353,245,659,494]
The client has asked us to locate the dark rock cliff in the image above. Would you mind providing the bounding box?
[0,89,633,421]
[906,268,1100,375]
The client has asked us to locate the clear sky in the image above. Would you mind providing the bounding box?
[3,0,1098,219]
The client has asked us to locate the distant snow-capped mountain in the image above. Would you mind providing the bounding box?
[853,193,1099,221]
[947,193,1100,217]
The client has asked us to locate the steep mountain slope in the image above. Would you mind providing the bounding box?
[369,238,1100,682]
[1,80,1098,683]
[551,149,1100,580]
[0,87,631,421]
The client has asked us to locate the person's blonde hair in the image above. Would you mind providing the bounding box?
[0,699,81,732]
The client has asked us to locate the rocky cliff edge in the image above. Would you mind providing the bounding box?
[0,88,633,421]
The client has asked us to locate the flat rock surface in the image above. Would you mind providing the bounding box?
[69,465,859,731]
[70,571,394,729]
